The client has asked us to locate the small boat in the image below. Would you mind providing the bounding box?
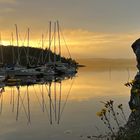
[14,68,43,76]
[0,75,5,82]
[7,78,21,82]
[54,63,77,74]
[5,77,21,86]
[35,65,56,76]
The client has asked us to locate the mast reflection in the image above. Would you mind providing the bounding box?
[0,74,75,125]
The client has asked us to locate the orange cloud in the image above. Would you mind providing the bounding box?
[0,28,139,58]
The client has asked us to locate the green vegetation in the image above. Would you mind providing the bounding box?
[0,45,78,67]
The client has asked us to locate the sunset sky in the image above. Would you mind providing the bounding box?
[0,0,140,58]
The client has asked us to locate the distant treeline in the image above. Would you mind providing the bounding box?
[0,45,78,66]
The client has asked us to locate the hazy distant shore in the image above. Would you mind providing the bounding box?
[77,58,137,71]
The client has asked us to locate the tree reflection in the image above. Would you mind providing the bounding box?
[0,74,75,125]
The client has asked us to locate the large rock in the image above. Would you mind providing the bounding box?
[116,77,140,139]
[132,39,140,70]
[115,40,140,139]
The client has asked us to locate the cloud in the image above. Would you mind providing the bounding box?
[61,29,134,48]
[0,27,138,58]
[0,0,17,15]
[59,29,138,58]
[0,7,15,13]
[0,0,17,4]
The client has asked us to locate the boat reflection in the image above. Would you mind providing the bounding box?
[0,87,4,115]
[0,73,75,125]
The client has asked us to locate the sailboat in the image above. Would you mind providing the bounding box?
[56,21,77,74]
[35,21,56,76]
[12,25,44,76]
[44,21,77,75]
[5,25,26,75]
[0,33,6,80]
[5,21,77,77]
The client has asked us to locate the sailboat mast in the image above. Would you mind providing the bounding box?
[27,28,30,66]
[54,22,56,64]
[57,21,61,62]
[15,24,20,64]
[0,33,3,64]
[42,34,44,64]
[48,21,52,63]
[11,32,15,64]
[11,32,14,45]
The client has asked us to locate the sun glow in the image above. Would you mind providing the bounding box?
[0,28,139,58]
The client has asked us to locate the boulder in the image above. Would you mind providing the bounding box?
[132,38,140,70]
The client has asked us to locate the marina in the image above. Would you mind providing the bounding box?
[0,21,78,84]
[0,0,138,139]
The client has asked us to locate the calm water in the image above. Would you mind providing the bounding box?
[0,66,137,140]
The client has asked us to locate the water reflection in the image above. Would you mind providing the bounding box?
[0,66,137,140]
[0,87,4,115]
[0,74,75,125]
